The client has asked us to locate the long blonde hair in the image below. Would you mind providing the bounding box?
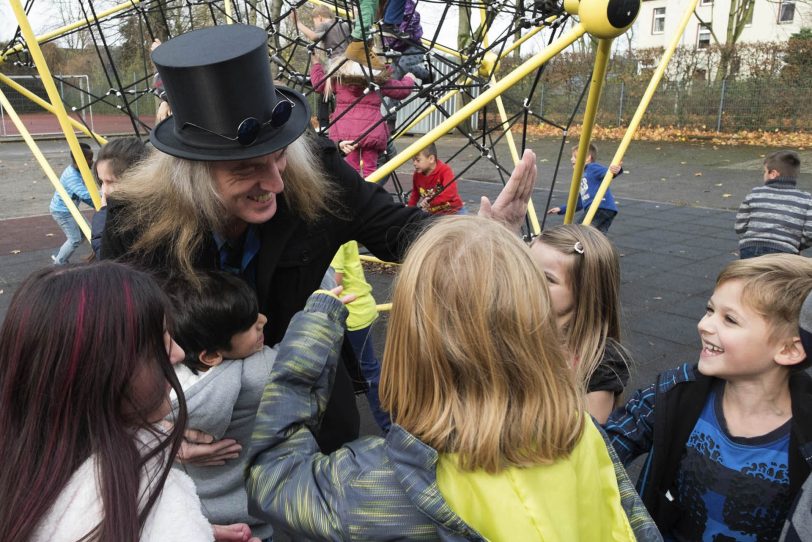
[110,131,335,278]
[536,224,626,391]
[380,216,585,473]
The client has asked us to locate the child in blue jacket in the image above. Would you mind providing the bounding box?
[548,143,623,233]
[50,142,94,264]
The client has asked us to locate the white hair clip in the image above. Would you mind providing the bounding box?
[573,241,585,254]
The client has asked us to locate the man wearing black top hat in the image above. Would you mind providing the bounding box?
[101,24,538,456]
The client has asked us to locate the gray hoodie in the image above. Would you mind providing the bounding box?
[170,346,276,539]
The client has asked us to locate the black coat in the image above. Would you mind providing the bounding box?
[101,137,430,451]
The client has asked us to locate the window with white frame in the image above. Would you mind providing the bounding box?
[778,0,795,23]
[652,7,666,34]
[697,24,712,48]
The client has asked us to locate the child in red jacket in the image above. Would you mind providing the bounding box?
[310,54,414,178]
[408,143,465,215]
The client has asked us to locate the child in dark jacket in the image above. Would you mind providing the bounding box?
[246,216,660,541]
[408,142,465,214]
[605,254,812,541]
[548,143,623,233]
[90,137,148,257]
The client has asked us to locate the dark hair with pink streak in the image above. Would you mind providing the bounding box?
[0,262,187,541]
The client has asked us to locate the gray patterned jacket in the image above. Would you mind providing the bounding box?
[246,293,662,541]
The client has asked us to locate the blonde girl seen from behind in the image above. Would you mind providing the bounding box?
[381,216,585,472]
[246,216,658,541]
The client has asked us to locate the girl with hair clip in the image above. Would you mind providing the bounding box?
[245,216,660,541]
[531,224,631,424]
[309,52,414,178]
[0,262,259,542]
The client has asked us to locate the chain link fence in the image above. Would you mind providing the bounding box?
[504,78,812,133]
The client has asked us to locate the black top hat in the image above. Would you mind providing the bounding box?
[150,24,310,161]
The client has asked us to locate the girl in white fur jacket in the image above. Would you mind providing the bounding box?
[0,263,256,542]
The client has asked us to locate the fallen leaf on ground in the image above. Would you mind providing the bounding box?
[715,183,723,186]
[694,172,703,176]
[10,250,21,254]
[45,233,54,237]
[722,193,732,198]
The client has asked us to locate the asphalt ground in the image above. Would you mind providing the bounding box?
[2,134,811,445]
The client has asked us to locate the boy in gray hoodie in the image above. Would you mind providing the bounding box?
[167,271,276,540]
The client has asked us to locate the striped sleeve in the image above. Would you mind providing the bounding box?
[735,194,751,237]
[803,204,812,251]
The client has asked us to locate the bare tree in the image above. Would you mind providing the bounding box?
[693,0,756,81]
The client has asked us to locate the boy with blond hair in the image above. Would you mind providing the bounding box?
[735,150,812,259]
[605,254,812,541]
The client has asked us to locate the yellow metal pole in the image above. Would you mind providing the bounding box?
[563,37,612,224]
[393,25,544,139]
[376,303,392,312]
[9,0,102,210]
[582,0,700,225]
[0,88,91,239]
[366,22,587,185]
[486,28,546,234]
[0,74,107,144]
[0,0,142,62]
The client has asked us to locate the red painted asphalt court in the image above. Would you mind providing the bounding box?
[0,211,94,254]
[1,113,154,137]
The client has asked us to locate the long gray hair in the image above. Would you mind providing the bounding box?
[111,131,336,278]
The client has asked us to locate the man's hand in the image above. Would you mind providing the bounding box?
[547,206,561,215]
[177,428,241,466]
[609,162,622,176]
[478,149,537,233]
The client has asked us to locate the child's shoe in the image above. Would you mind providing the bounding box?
[345,40,385,70]
[379,23,410,41]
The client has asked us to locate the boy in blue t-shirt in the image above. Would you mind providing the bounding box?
[604,254,812,541]
[548,143,622,233]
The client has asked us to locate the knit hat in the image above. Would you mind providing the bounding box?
[801,291,812,362]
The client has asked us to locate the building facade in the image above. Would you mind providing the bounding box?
[634,0,810,50]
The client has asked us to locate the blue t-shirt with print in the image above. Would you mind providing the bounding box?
[670,381,792,542]
[558,162,620,215]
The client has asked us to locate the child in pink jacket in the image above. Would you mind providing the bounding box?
[310,54,414,178]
